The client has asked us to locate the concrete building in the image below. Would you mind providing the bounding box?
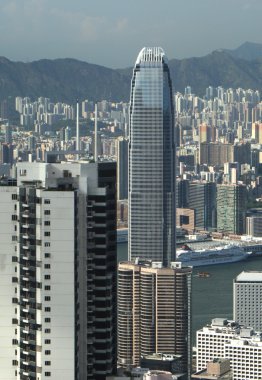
[233,271,262,331]
[199,143,233,166]
[0,161,117,380]
[176,208,195,232]
[188,182,217,231]
[196,319,262,380]
[118,261,192,378]
[129,47,176,265]
[192,359,232,379]
[196,319,239,372]
[246,215,262,237]
[217,184,247,235]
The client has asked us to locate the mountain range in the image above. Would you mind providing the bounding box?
[1,42,262,103]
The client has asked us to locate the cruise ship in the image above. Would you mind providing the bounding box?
[176,244,250,267]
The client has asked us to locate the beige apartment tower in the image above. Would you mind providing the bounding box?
[118,261,192,377]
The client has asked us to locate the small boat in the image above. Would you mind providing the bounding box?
[197,272,210,278]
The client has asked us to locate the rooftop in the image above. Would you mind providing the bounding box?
[235,271,262,282]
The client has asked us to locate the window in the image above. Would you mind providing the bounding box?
[44,199,51,204]
[44,210,51,215]
[44,275,51,280]
[45,307,51,312]
[45,285,51,290]
[44,372,51,376]
[44,232,50,237]
[44,221,50,226]
[11,214,17,220]
[45,361,51,365]
[45,318,51,323]
[44,339,51,344]
[45,253,51,258]
[44,264,51,269]
[44,243,50,247]
[45,296,51,301]
[45,350,51,355]
[44,329,51,333]
[12,194,17,200]
[12,360,18,365]
[12,339,18,345]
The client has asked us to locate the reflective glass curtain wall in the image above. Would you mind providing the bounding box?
[128,47,175,265]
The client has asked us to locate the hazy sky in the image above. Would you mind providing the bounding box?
[0,0,261,68]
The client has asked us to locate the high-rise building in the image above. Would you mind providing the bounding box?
[128,47,175,265]
[0,161,117,380]
[217,184,247,235]
[118,261,192,377]
[251,122,262,143]
[116,137,128,200]
[233,271,262,331]
[188,181,217,231]
[197,319,262,380]
[199,143,233,166]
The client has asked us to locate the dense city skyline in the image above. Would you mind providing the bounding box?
[0,0,262,67]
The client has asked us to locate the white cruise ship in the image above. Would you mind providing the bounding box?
[176,244,250,267]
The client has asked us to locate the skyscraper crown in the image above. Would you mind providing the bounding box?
[136,47,167,64]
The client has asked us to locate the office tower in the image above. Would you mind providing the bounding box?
[246,215,262,237]
[129,47,175,265]
[5,125,12,144]
[199,143,233,166]
[197,319,262,380]
[0,161,117,380]
[196,319,241,372]
[188,181,217,231]
[176,179,189,208]
[217,184,247,235]
[199,123,212,144]
[233,271,262,331]
[118,261,192,377]
[233,142,251,165]
[1,143,13,165]
[116,137,128,200]
[27,135,36,152]
[251,122,262,143]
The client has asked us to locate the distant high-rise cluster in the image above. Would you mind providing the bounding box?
[15,96,75,127]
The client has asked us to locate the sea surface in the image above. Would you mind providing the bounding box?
[117,243,262,345]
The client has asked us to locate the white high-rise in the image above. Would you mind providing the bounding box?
[197,319,262,380]
[128,47,176,265]
[0,161,117,380]
[233,271,262,331]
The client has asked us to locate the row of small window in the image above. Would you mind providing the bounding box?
[11,194,51,204]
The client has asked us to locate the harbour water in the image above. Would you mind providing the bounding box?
[117,243,262,344]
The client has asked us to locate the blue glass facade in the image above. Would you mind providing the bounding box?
[128,47,176,265]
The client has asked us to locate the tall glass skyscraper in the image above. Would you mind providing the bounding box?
[128,47,175,265]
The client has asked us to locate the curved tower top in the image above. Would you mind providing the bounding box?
[135,47,167,64]
[128,47,176,266]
